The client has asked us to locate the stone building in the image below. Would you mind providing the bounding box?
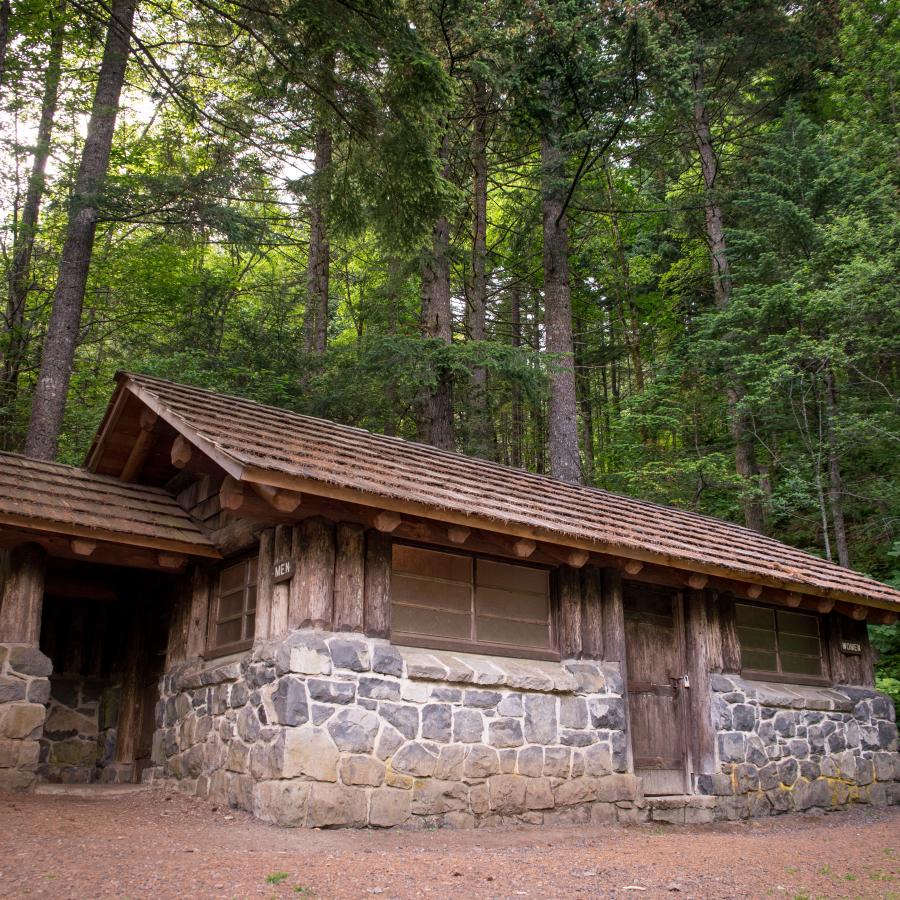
[0,372,898,827]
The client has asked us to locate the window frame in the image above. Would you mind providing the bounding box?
[389,541,559,661]
[205,553,258,658]
[735,600,830,686]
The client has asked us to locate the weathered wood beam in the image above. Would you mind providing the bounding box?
[255,528,275,641]
[869,609,898,626]
[120,408,158,482]
[289,517,335,630]
[364,529,391,638]
[814,598,836,615]
[251,482,303,514]
[185,566,211,659]
[333,523,365,632]
[170,434,193,469]
[623,559,643,576]
[558,564,582,658]
[686,573,709,590]
[835,601,868,621]
[784,592,803,608]
[580,565,603,659]
[0,543,47,644]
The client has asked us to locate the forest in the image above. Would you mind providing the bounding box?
[0,1,898,691]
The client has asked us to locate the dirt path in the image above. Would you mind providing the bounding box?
[0,790,898,899]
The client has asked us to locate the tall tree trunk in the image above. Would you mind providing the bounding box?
[541,134,581,484]
[418,134,454,451]
[303,54,334,355]
[575,315,594,482]
[823,368,850,567]
[0,0,10,89]
[509,280,523,469]
[691,55,765,532]
[467,76,491,458]
[25,0,137,460]
[1,0,65,448]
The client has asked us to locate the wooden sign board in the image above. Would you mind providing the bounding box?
[840,639,863,655]
[273,559,295,584]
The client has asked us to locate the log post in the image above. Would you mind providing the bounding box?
[580,565,603,659]
[269,525,292,636]
[0,543,47,645]
[115,600,145,768]
[333,523,365,632]
[185,565,211,659]
[684,588,716,775]
[364,529,391,638]
[254,528,275,641]
[601,567,626,664]
[557,564,582,658]
[289,517,335,630]
[717,591,742,674]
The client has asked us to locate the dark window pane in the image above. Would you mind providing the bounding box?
[246,584,257,613]
[247,557,258,581]
[392,545,471,583]
[780,652,823,676]
[475,616,551,649]
[777,610,819,637]
[477,559,548,594]
[778,632,820,655]
[742,649,778,672]
[218,591,244,620]
[392,574,471,613]
[392,603,471,640]
[244,613,255,640]
[736,603,775,630]
[738,625,777,651]
[216,618,242,647]
[476,586,549,622]
[219,563,245,595]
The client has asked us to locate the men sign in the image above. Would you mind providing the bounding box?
[273,559,295,584]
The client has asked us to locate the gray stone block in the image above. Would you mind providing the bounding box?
[0,676,26,703]
[329,638,370,672]
[306,783,367,828]
[327,707,379,753]
[524,694,557,744]
[308,679,356,705]
[371,644,403,677]
[272,677,308,726]
[463,744,500,778]
[421,703,451,742]
[391,741,438,777]
[358,676,401,701]
[464,689,502,709]
[380,702,419,739]
[517,745,543,778]
[375,723,405,761]
[8,646,52,677]
[488,718,524,748]
[452,707,483,743]
[589,697,625,731]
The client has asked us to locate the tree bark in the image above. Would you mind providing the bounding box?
[691,55,765,532]
[2,0,65,448]
[468,77,492,458]
[25,0,138,460]
[823,368,850,567]
[418,133,454,451]
[0,0,10,89]
[509,280,523,469]
[541,134,581,484]
[303,54,334,355]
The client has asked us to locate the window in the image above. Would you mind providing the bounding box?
[390,544,554,658]
[735,602,825,680]
[207,556,257,655]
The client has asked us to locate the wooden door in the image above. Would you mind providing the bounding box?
[624,583,690,796]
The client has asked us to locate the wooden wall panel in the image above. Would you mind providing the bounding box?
[255,528,275,641]
[601,567,626,664]
[557,564,582,658]
[685,588,716,775]
[0,543,47,644]
[333,523,365,632]
[289,517,335,630]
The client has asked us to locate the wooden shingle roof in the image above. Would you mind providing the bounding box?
[95,372,900,609]
[0,451,218,557]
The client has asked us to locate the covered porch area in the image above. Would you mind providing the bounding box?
[0,452,219,790]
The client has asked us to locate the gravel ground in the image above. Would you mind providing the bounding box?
[0,790,898,899]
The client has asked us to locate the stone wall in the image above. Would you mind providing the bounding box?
[0,643,51,792]
[37,675,124,784]
[704,675,900,817]
[150,630,642,828]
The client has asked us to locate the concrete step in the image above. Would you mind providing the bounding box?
[646,794,717,825]
[34,783,156,799]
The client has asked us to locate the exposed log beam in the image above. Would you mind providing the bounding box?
[623,559,643,576]
[70,538,97,557]
[814,598,835,615]
[784,592,803,608]
[120,408,158,482]
[219,475,244,511]
[251,482,303,513]
[447,525,471,545]
[171,434,193,469]
[373,511,402,534]
[158,552,187,570]
[686,573,709,590]
[746,584,763,599]
[513,538,536,559]
[835,601,868,621]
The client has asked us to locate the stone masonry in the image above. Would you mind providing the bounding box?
[149,630,641,828]
[702,675,900,818]
[0,643,52,792]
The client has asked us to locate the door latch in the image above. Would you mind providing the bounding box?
[671,674,690,688]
